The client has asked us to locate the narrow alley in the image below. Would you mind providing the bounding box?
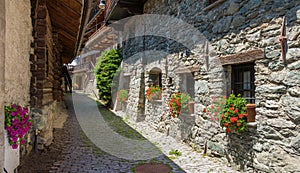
[1,0,299,172]
[18,93,180,173]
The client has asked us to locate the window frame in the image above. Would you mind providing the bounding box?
[231,63,255,103]
[179,73,195,98]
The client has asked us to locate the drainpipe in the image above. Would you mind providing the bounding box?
[0,0,5,171]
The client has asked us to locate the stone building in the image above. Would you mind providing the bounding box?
[0,0,91,171]
[94,0,300,172]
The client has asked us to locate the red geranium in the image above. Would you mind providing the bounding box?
[146,85,162,101]
[205,94,248,133]
[230,117,238,123]
[220,94,248,133]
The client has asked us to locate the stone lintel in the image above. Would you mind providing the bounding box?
[174,65,200,74]
[219,49,264,66]
[123,72,131,76]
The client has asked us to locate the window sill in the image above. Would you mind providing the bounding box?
[247,122,257,128]
[149,100,163,103]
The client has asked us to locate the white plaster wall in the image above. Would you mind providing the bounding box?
[0,0,5,171]
[3,0,32,171]
[4,0,31,105]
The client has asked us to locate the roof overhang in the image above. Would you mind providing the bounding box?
[47,0,92,63]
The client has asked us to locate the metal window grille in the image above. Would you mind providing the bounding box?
[231,63,255,103]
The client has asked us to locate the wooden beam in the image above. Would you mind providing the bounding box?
[58,29,77,42]
[47,5,81,27]
[48,0,82,16]
[219,49,265,66]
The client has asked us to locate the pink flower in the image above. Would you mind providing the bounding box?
[6,126,12,131]
[12,119,20,126]
[12,144,18,149]
[20,110,27,117]
[213,96,217,101]
[20,139,25,145]
[11,137,18,143]
[17,106,22,112]
[27,122,32,127]
[11,112,17,116]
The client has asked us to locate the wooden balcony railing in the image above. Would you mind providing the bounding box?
[73,62,94,72]
[104,0,118,23]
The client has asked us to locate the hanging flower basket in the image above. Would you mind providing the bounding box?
[4,104,33,149]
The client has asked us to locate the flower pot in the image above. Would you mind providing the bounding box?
[188,101,195,114]
[4,131,20,173]
[121,102,127,112]
[246,104,256,122]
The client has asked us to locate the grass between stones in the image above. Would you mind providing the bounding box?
[96,101,145,140]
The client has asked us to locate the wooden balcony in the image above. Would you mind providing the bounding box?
[72,62,95,73]
[104,0,146,25]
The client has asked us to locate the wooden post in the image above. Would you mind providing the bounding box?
[279,16,287,64]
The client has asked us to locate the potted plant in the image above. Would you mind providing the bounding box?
[168,93,181,118]
[207,94,248,133]
[5,104,33,149]
[180,93,194,114]
[117,89,128,111]
[188,101,195,114]
[146,85,162,101]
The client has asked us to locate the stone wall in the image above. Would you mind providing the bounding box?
[121,0,300,172]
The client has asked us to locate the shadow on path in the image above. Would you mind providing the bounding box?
[18,93,184,173]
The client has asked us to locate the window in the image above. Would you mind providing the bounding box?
[122,76,130,90]
[179,73,195,98]
[149,68,162,87]
[231,63,255,103]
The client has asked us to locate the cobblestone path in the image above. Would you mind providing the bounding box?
[18,94,183,173]
[18,93,238,173]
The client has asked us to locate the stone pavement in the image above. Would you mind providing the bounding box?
[18,93,239,173]
[113,110,239,173]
